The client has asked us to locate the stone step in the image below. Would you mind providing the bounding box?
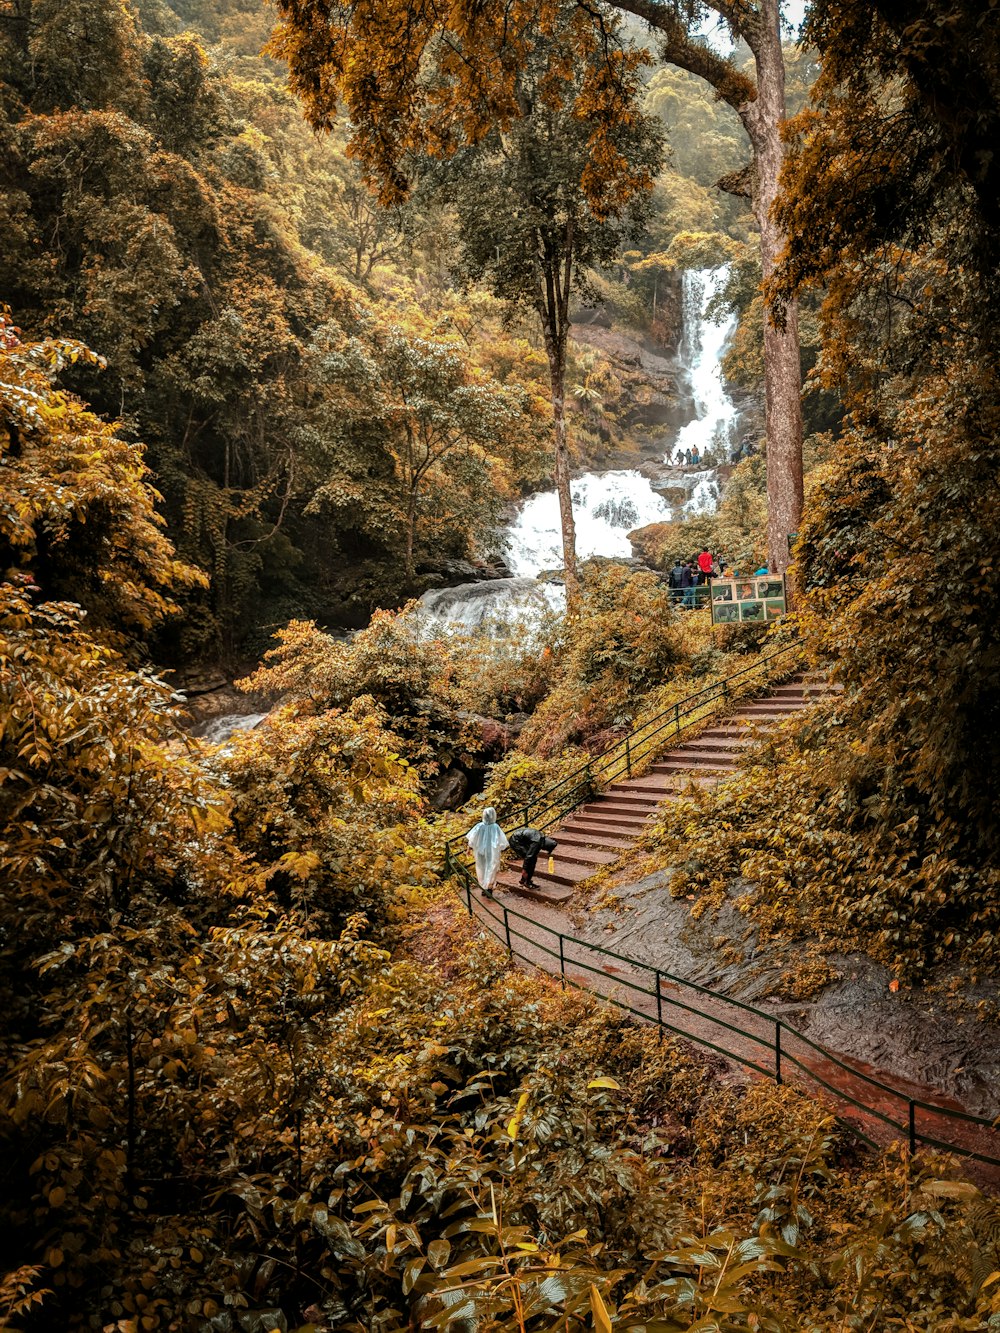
[544,845,617,869]
[552,828,636,852]
[667,748,738,767]
[560,812,652,834]
[500,879,574,906]
[736,703,806,715]
[645,765,718,783]
[604,781,685,799]
[653,759,737,776]
[497,861,584,890]
[589,792,663,811]
[570,799,658,821]
[671,735,752,751]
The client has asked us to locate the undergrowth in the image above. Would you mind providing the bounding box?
[628,698,1000,982]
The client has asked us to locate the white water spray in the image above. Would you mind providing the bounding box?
[668,267,738,466]
[503,470,672,579]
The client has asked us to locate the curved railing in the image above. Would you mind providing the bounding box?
[457,885,1000,1172]
[441,640,1000,1172]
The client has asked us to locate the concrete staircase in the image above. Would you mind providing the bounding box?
[497,674,838,905]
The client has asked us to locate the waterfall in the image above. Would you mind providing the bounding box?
[413,265,737,634]
[503,471,671,580]
[668,267,738,467]
[417,576,565,633]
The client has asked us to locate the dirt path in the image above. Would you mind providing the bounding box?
[464,881,1000,1187]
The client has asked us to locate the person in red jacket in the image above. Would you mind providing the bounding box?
[697,548,714,584]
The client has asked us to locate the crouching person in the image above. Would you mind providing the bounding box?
[508,826,558,888]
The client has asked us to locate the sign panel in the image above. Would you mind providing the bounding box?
[710,574,787,625]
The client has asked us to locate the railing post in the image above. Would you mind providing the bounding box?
[523,805,530,828]
[504,906,512,956]
[625,736,631,778]
[908,1100,916,1155]
[775,1021,782,1085]
[465,876,473,917]
[674,703,680,738]
[655,970,663,1042]
[559,935,566,988]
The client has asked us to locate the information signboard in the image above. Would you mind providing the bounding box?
[710,574,787,625]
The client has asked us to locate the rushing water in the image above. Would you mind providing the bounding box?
[667,267,739,465]
[504,470,673,580]
[416,265,736,632]
[417,576,565,633]
[194,712,268,745]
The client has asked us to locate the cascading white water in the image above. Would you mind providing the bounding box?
[414,265,738,633]
[504,470,672,579]
[668,266,738,467]
[194,712,268,744]
[417,576,565,633]
[683,469,722,515]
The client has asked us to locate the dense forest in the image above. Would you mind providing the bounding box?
[2,0,1000,1329]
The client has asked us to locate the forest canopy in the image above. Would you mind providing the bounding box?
[3,1,1000,1330]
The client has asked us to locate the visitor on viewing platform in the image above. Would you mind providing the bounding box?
[691,447,701,465]
[684,447,693,465]
[697,547,714,582]
[667,558,685,603]
[681,560,696,608]
[466,807,508,899]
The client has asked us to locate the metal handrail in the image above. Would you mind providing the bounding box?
[445,634,803,855]
[456,883,1000,1170]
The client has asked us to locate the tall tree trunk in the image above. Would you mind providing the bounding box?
[613,0,804,574]
[549,350,580,612]
[742,0,804,573]
[405,486,416,579]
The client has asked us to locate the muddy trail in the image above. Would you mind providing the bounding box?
[465,878,1000,1188]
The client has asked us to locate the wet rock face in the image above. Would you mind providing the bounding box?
[429,767,470,811]
[453,710,514,758]
[416,556,512,586]
[628,522,675,569]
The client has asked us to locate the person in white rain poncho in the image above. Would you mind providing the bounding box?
[466,807,508,897]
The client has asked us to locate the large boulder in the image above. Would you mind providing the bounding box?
[454,710,513,758]
[429,768,470,811]
[627,522,676,569]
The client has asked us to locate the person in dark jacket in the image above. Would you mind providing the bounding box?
[667,558,684,604]
[680,560,695,608]
[508,826,558,888]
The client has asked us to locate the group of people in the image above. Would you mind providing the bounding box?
[667,547,725,607]
[675,441,760,469]
[466,809,557,898]
[666,549,771,607]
